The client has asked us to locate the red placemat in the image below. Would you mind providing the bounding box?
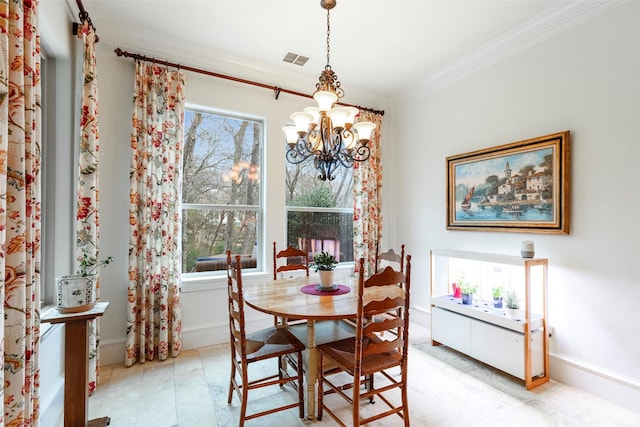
[300,284,351,296]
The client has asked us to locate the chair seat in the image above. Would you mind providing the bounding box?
[245,327,306,362]
[318,336,402,375]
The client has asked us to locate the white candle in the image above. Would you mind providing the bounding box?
[521,240,535,258]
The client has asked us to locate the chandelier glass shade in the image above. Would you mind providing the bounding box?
[283,0,376,181]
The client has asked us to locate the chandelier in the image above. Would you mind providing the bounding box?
[282,0,376,181]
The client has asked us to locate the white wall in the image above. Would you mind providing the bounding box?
[391,2,640,412]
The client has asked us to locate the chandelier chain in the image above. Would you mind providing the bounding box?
[325,7,331,68]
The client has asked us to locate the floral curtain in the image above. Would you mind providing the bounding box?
[126,60,185,366]
[353,111,383,276]
[75,21,102,394]
[0,0,42,425]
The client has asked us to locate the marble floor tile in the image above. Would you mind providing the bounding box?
[53,322,640,427]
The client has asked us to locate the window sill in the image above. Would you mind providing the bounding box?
[180,270,272,293]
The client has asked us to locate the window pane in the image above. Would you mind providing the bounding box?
[182,108,262,275]
[184,110,260,205]
[183,208,258,273]
[286,161,353,208]
[287,209,353,262]
[285,149,355,263]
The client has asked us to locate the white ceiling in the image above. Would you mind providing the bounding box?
[47,0,617,108]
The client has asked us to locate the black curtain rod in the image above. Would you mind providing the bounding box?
[72,0,99,42]
[113,47,384,116]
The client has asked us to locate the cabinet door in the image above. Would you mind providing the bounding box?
[432,307,471,354]
[471,320,525,379]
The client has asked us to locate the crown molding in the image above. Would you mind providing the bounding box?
[398,0,626,105]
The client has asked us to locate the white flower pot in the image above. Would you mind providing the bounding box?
[318,270,335,290]
[505,307,522,320]
[55,274,97,313]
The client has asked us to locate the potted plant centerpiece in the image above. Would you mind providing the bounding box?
[56,250,114,313]
[504,289,521,320]
[312,251,338,291]
[491,285,504,309]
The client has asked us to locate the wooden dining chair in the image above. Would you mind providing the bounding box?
[373,243,406,335]
[317,256,412,427]
[273,241,309,280]
[374,242,405,273]
[226,251,306,425]
[272,241,310,327]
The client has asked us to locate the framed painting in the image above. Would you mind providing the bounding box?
[446,131,570,234]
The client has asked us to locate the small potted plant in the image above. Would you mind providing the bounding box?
[311,251,338,290]
[460,281,478,305]
[504,289,521,320]
[491,285,504,309]
[56,249,114,313]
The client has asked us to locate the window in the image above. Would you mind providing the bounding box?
[41,54,48,302]
[285,158,354,263]
[182,107,262,274]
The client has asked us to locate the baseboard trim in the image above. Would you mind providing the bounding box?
[99,317,269,366]
[550,352,640,415]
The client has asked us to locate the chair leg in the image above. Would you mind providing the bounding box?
[353,372,361,426]
[402,376,410,426]
[227,358,236,404]
[367,373,375,403]
[239,368,249,427]
[297,351,304,419]
[278,355,284,387]
[317,353,323,421]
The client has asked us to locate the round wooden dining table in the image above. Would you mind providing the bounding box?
[242,272,403,420]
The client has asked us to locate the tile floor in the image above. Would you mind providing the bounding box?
[57,323,640,426]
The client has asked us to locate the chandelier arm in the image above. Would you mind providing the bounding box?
[286,140,316,164]
[314,156,329,181]
[336,151,354,168]
[352,144,371,162]
[324,158,340,181]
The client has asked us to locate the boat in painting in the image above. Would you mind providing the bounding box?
[461,185,475,210]
[534,193,552,211]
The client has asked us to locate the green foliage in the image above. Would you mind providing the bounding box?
[78,250,114,277]
[311,251,338,272]
[491,285,504,298]
[505,289,520,309]
[458,276,477,295]
[291,184,337,208]
[519,164,536,177]
[212,242,225,255]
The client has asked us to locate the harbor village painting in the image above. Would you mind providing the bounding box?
[446,131,570,234]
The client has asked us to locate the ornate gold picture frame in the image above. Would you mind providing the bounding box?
[446,131,570,234]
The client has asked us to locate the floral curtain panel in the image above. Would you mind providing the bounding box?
[353,111,383,276]
[126,60,185,366]
[75,20,102,394]
[0,0,42,425]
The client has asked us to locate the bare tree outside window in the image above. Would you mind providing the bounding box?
[285,154,354,263]
[182,109,262,273]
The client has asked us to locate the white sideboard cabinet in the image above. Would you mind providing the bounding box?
[430,249,549,389]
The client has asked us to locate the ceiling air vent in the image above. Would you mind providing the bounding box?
[282,52,309,67]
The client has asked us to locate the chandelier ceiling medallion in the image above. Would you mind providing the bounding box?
[282,0,376,181]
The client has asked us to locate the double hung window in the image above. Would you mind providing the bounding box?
[182,108,262,274]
